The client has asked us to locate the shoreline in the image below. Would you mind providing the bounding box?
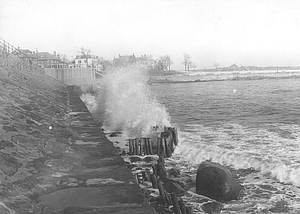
[149,73,300,85]
[106,130,222,213]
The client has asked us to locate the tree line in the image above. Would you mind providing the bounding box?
[78,47,199,71]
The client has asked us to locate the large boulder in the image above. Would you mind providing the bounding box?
[196,161,243,202]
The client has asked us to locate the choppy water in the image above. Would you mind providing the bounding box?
[151,79,300,213]
[83,68,300,213]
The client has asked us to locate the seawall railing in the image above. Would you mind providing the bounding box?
[0,37,44,74]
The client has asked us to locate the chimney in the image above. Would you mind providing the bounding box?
[53,51,56,56]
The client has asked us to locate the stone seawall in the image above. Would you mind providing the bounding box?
[0,66,155,213]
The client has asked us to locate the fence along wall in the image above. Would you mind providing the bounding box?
[0,37,44,74]
[45,67,96,87]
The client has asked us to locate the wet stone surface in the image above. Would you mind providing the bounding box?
[45,159,74,172]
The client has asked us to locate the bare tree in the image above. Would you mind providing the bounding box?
[182,53,193,71]
[156,57,167,70]
[156,55,172,71]
[165,55,173,70]
[214,62,220,70]
[79,47,91,67]
[190,62,197,70]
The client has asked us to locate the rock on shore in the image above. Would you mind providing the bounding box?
[196,161,243,202]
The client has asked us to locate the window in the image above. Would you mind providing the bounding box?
[78,60,81,63]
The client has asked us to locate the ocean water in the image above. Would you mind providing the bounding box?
[82,68,300,213]
[151,78,300,213]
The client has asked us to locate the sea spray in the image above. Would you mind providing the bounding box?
[80,93,98,113]
[93,66,171,138]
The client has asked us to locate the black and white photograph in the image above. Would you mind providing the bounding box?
[1,0,300,213]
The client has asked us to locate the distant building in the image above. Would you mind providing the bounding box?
[18,49,37,64]
[113,53,156,69]
[135,54,156,69]
[113,53,136,67]
[19,49,67,68]
[38,51,68,68]
[74,55,99,68]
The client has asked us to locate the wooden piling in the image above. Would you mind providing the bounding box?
[145,168,151,182]
[135,139,139,155]
[139,139,142,155]
[157,180,167,204]
[150,173,157,188]
[161,138,166,157]
[145,138,150,155]
[152,164,157,177]
[179,198,190,214]
[173,128,178,146]
[135,173,139,184]
[128,140,133,155]
[143,138,148,155]
[157,154,167,178]
[157,138,161,156]
[131,140,134,155]
[171,193,181,214]
[164,137,172,157]
[148,138,153,154]
[169,138,174,155]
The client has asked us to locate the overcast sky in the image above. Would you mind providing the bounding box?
[1,0,300,69]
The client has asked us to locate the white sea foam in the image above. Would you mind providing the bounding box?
[175,123,300,186]
[80,93,98,113]
[92,66,171,138]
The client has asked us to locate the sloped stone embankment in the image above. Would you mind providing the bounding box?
[0,67,155,213]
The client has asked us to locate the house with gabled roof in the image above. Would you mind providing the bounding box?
[74,54,99,68]
[135,54,156,69]
[18,49,67,68]
[113,53,136,67]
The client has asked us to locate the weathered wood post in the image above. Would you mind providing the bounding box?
[150,173,158,188]
[178,198,187,214]
[145,168,151,182]
[156,137,161,155]
[147,138,153,154]
[134,139,139,155]
[165,137,173,157]
[152,164,157,177]
[171,193,181,214]
[128,140,133,155]
[156,154,167,179]
[157,180,167,204]
[143,138,148,155]
[145,138,150,155]
[139,138,142,155]
[130,139,135,155]
[161,138,166,157]
[171,128,178,146]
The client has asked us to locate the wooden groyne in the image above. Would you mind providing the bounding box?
[128,127,178,157]
[125,127,192,214]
